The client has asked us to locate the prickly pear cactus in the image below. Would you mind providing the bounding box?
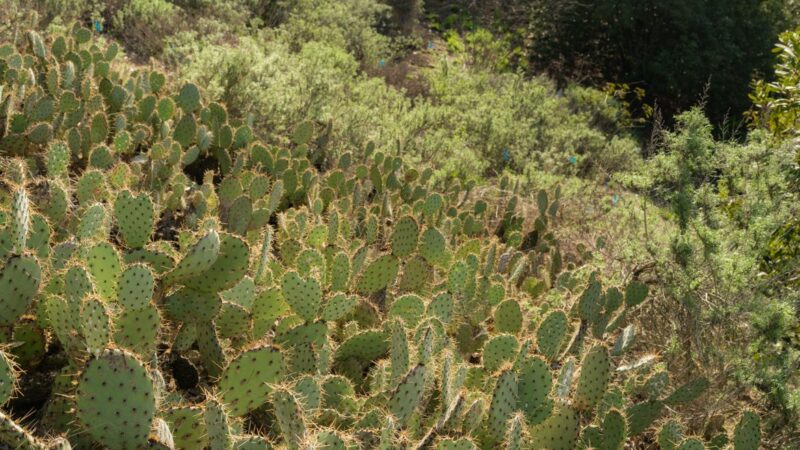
[0,24,751,450]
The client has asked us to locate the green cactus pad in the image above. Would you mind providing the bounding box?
[391,216,419,258]
[76,349,156,449]
[315,430,348,449]
[294,375,321,411]
[574,344,611,411]
[163,230,221,286]
[390,320,410,385]
[517,356,553,425]
[329,252,351,292]
[600,409,626,450]
[436,438,477,450]
[276,321,327,349]
[27,214,50,257]
[77,203,109,241]
[624,281,648,308]
[334,330,389,371]
[626,400,664,437]
[281,271,322,322]
[252,287,289,337]
[81,296,111,352]
[389,364,426,425]
[389,294,425,328]
[197,324,226,378]
[505,413,526,450]
[184,233,249,293]
[420,228,448,266]
[733,410,760,450]
[114,302,160,357]
[117,264,155,310]
[204,397,232,450]
[9,188,29,253]
[0,255,41,326]
[664,377,709,406]
[216,301,253,341]
[174,114,197,148]
[164,288,222,323]
[488,369,518,441]
[536,310,568,361]
[222,276,256,309]
[483,334,520,373]
[271,388,306,450]
[10,318,46,368]
[676,437,706,450]
[322,293,357,322]
[114,191,154,249]
[356,254,399,295]
[176,83,202,112]
[321,375,358,413]
[397,256,430,292]
[427,292,454,324]
[529,404,579,450]
[85,242,122,301]
[233,435,273,450]
[124,248,175,274]
[657,419,685,450]
[219,345,284,416]
[494,299,522,334]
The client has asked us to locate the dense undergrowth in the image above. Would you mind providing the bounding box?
[0,0,798,448]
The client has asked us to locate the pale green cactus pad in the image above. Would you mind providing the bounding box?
[76,349,156,449]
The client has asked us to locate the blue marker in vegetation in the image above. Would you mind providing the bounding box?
[378,59,385,67]
[502,148,510,162]
[568,155,577,165]
[93,20,103,32]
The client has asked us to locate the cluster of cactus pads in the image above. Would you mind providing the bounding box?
[0,22,762,450]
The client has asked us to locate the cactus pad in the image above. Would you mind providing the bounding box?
[624,281,648,308]
[517,356,553,425]
[389,364,426,425]
[114,303,160,357]
[733,410,760,450]
[76,349,156,449]
[281,271,322,322]
[321,293,357,322]
[529,404,579,450]
[184,233,249,293]
[536,310,568,361]
[391,216,419,258]
[0,255,41,326]
[356,254,399,295]
[494,299,522,334]
[574,344,611,411]
[80,296,111,352]
[117,264,155,310]
[163,230,221,286]
[658,419,685,450]
[114,191,154,249]
[389,294,426,328]
[271,388,306,450]
[219,345,284,416]
[626,400,664,437]
[488,369,518,441]
[483,334,520,373]
[85,242,122,301]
